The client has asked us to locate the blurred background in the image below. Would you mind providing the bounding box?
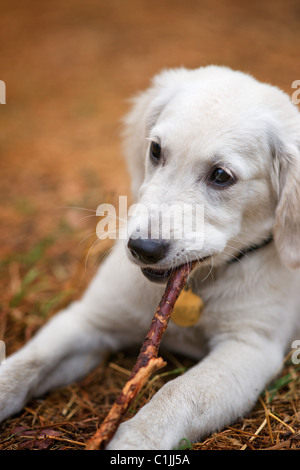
[0,0,299,450]
[1,0,300,260]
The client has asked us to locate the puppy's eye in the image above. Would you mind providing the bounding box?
[150,141,161,164]
[208,167,235,187]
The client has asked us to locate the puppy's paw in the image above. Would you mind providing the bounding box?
[106,419,161,450]
[106,385,185,450]
[0,356,38,423]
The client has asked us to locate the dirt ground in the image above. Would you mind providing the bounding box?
[0,0,299,450]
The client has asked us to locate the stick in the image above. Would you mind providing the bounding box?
[85,260,197,450]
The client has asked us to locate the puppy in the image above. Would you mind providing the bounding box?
[1,66,300,450]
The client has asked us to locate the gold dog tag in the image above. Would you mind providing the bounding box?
[171,288,204,327]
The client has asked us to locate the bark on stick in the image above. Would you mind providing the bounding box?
[86,260,197,450]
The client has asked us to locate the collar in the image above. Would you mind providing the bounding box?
[227,235,273,265]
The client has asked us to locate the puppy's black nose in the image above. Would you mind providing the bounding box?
[127,237,169,264]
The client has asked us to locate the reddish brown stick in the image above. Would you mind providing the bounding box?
[85,260,197,450]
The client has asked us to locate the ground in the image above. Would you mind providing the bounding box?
[0,0,299,450]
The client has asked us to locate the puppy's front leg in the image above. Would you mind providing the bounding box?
[108,337,284,450]
[0,301,111,423]
[0,241,163,423]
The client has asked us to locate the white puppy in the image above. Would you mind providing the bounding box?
[1,66,300,450]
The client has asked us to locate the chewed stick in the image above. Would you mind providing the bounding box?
[85,260,197,450]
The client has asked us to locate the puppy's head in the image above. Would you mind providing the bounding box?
[122,66,300,282]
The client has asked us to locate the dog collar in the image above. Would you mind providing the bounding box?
[227,235,273,264]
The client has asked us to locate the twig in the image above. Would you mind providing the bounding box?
[259,397,274,444]
[240,418,267,450]
[18,434,86,447]
[108,362,132,376]
[268,411,295,434]
[85,261,197,450]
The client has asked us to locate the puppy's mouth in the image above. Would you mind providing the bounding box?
[141,266,173,283]
[141,255,210,284]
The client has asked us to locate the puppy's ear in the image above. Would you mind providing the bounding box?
[122,87,159,200]
[272,138,300,269]
[122,68,187,200]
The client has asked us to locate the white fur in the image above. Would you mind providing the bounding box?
[1,66,300,450]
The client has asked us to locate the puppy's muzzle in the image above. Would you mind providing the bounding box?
[127,237,169,265]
